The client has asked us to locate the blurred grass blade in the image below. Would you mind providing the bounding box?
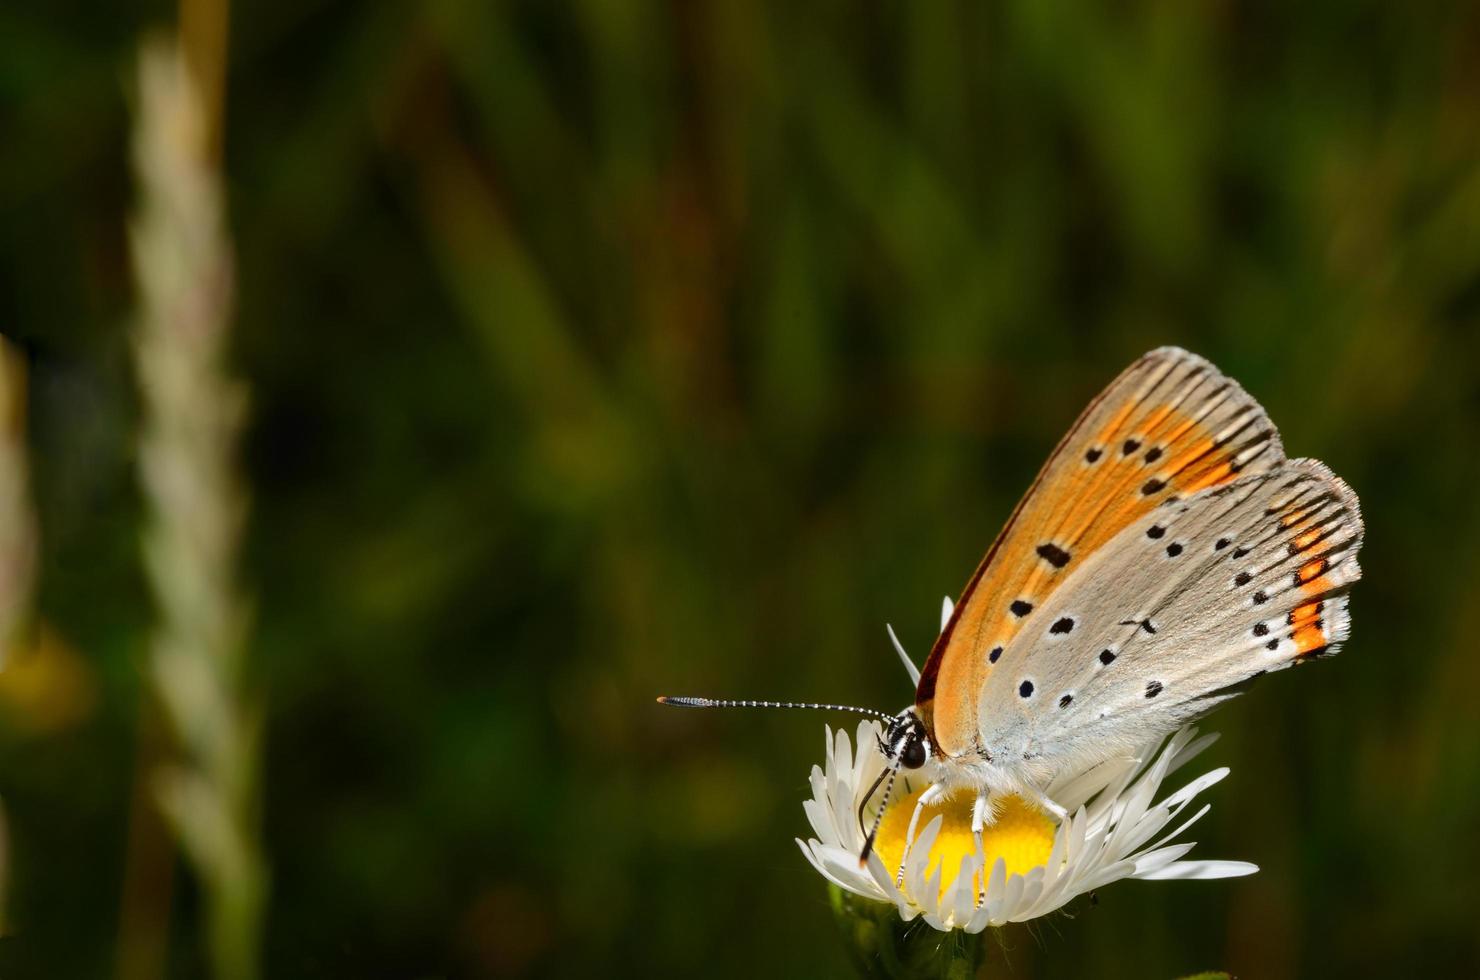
[129,34,266,980]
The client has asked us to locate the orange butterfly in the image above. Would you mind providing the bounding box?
[662,347,1363,864]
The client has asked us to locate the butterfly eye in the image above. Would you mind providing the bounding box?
[900,735,927,769]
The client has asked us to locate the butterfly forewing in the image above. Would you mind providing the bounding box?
[917,347,1287,757]
[976,458,1363,769]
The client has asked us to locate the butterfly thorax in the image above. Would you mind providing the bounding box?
[923,744,1058,802]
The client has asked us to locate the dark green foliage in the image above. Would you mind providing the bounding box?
[3,1,1480,977]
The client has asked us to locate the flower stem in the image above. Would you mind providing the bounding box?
[830,886,998,979]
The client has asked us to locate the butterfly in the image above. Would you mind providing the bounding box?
[660,347,1363,865]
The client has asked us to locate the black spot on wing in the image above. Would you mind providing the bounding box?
[1036,543,1071,568]
[1049,617,1075,635]
[1010,599,1034,617]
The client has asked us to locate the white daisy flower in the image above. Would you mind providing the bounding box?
[797,600,1257,933]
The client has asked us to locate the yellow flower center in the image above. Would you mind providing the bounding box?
[873,785,1056,904]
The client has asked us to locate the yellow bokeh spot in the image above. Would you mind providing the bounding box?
[0,622,97,735]
[873,784,1056,904]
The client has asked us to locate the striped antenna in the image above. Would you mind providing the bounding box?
[858,764,900,867]
[656,696,891,722]
[658,694,903,865]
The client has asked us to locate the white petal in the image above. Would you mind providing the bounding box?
[1140,803,1212,856]
[1160,767,1231,812]
[796,838,855,892]
[826,729,856,843]
[804,840,885,899]
[803,798,835,847]
[1119,774,1226,855]
[1106,766,1160,853]
[1167,730,1220,776]
[920,862,944,917]
[814,841,890,897]
[823,726,838,783]
[939,596,954,632]
[922,907,950,931]
[886,624,921,686]
[906,815,945,898]
[863,850,916,917]
[1049,754,1134,812]
[1080,857,1139,893]
[998,869,1028,921]
[981,857,1009,923]
[1138,859,1259,880]
[1085,754,1144,829]
[1011,865,1048,918]
[854,720,882,787]
[808,765,827,808]
[1043,815,1069,887]
[1130,842,1197,876]
[946,854,978,924]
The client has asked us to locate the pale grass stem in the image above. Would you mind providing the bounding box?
[0,341,37,668]
[0,338,40,933]
[130,36,265,980]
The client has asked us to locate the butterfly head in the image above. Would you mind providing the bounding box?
[880,708,931,770]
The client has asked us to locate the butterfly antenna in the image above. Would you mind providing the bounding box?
[656,696,892,721]
[858,764,900,868]
[856,767,890,838]
[658,694,901,866]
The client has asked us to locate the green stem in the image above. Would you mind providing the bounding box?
[830,886,990,980]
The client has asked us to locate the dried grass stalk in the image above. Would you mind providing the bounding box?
[130,35,265,980]
[0,337,39,933]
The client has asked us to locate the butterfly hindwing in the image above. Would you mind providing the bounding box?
[917,347,1287,757]
[976,458,1364,771]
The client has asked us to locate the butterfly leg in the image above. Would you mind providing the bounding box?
[1023,784,1068,822]
[971,790,991,909]
[970,791,994,833]
[895,782,947,887]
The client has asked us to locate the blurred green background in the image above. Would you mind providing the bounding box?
[4,0,1480,977]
